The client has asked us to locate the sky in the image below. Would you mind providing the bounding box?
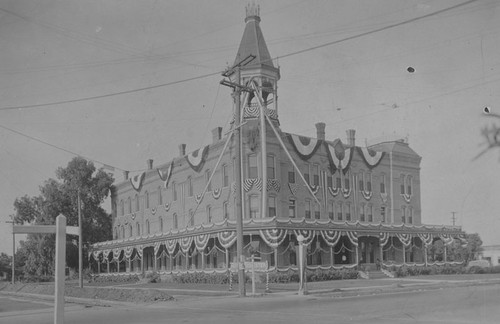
[1,0,499,255]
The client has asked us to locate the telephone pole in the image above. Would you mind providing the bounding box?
[451,211,458,226]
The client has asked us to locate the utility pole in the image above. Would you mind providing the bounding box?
[221,54,255,297]
[451,211,457,226]
[78,189,83,288]
[6,216,14,284]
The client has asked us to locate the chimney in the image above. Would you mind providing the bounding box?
[147,159,153,170]
[123,171,129,180]
[346,129,356,147]
[179,143,186,156]
[212,127,223,143]
[315,122,325,140]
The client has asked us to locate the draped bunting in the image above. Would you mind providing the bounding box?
[402,193,412,203]
[288,134,322,161]
[328,187,340,197]
[112,248,122,261]
[212,188,222,199]
[165,239,177,254]
[135,245,144,259]
[151,207,157,215]
[185,146,209,173]
[102,250,110,260]
[357,147,385,169]
[124,246,134,259]
[293,229,315,246]
[179,236,193,253]
[157,161,174,188]
[218,231,237,249]
[379,232,390,247]
[361,190,372,200]
[130,172,145,192]
[345,231,358,247]
[418,233,434,246]
[259,228,288,248]
[440,234,455,246]
[194,233,210,251]
[288,183,299,196]
[380,193,388,204]
[92,250,101,260]
[396,233,412,246]
[194,193,204,204]
[244,178,263,192]
[154,241,162,255]
[308,184,320,195]
[267,179,281,192]
[342,186,351,198]
[325,142,354,175]
[320,230,341,247]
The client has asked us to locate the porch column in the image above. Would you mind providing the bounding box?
[127,258,131,273]
[225,248,229,270]
[330,246,334,267]
[355,246,359,266]
[154,251,158,272]
[424,245,428,266]
[141,247,144,275]
[169,254,173,271]
[107,260,110,274]
[402,244,406,265]
[201,252,205,270]
[274,248,278,269]
[444,245,447,262]
[97,259,101,274]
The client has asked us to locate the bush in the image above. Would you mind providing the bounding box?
[90,274,140,284]
[171,271,251,284]
[265,268,358,283]
[145,271,161,283]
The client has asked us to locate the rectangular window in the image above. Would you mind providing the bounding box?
[328,201,334,220]
[206,206,212,223]
[400,175,406,194]
[407,177,412,195]
[248,155,258,178]
[304,165,310,184]
[408,208,413,224]
[288,165,295,183]
[327,175,333,188]
[381,206,386,223]
[223,202,229,220]
[206,170,212,192]
[346,204,351,221]
[172,183,177,201]
[249,195,259,219]
[289,199,296,218]
[380,175,386,194]
[305,201,311,219]
[359,177,364,191]
[268,197,276,218]
[360,205,365,222]
[368,206,373,222]
[267,155,275,179]
[222,165,229,187]
[337,203,343,221]
[336,177,341,189]
[344,177,350,191]
[314,204,320,219]
[366,174,372,192]
[312,164,320,186]
[401,207,406,224]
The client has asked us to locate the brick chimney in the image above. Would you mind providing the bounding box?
[123,171,129,180]
[147,159,153,170]
[212,127,223,143]
[315,122,325,140]
[346,129,356,147]
[179,143,186,156]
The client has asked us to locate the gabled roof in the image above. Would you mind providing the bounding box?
[234,14,274,68]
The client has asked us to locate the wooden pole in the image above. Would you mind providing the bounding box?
[78,190,83,288]
[54,215,66,324]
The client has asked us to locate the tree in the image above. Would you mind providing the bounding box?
[0,253,12,280]
[12,157,114,279]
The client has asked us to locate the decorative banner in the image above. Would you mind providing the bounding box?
[308,184,320,195]
[165,239,177,254]
[380,193,388,204]
[259,228,288,248]
[244,104,259,118]
[102,250,110,260]
[185,145,209,173]
[293,229,315,246]
[288,183,299,196]
[325,142,353,175]
[361,191,372,200]
[379,232,390,247]
[267,179,281,192]
[342,186,351,198]
[135,245,143,259]
[112,248,122,262]
[154,241,162,255]
[440,234,455,246]
[357,147,385,169]
[328,187,340,197]
[396,233,412,246]
[243,178,263,192]
[92,250,102,261]
[194,193,204,204]
[179,236,193,253]
[320,230,341,247]
[157,161,174,188]
[417,233,433,246]
[345,231,358,247]
[212,188,222,200]
[402,193,412,203]
[164,203,171,212]
[130,172,145,192]
[151,207,157,215]
[288,134,322,161]
[124,246,134,259]
[217,231,237,249]
[194,233,210,251]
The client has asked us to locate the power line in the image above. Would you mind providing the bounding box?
[0,0,479,112]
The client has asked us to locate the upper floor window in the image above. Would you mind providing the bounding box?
[358,173,365,191]
[205,169,212,192]
[401,206,407,223]
[145,191,150,209]
[366,173,372,191]
[288,164,295,183]
[173,213,178,229]
[381,206,386,223]
[380,174,386,194]
[367,205,373,222]
[328,201,335,220]
[159,217,164,232]
[122,226,125,239]
[187,177,193,197]
[303,164,310,184]
[158,186,163,205]
[248,154,258,178]
[344,176,350,191]
[336,177,342,189]
[135,194,140,212]
[146,219,150,234]
[223,202,229,220]
[327,175,333,188]
[312,164,320,186]
[408,207,413,224]
[136,222,141,236]
[249,195,259,219]
[172,182,177,201]
[345,203,352,221]
[222,164,229,187]
[267,155,276,179]
[314,203,320,219]
[268,196,277,218]
[407,176,413,195]
[206,206,212,223]
[360,204,365,222]
[128,197,132,214]
[400,175,406,194]
[129,224,133,237]
[120,200,124,216]
[289,199,296,218]
[337,203,343,221]
[305,200,311,219]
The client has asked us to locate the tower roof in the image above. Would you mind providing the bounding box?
[234,4,274,68]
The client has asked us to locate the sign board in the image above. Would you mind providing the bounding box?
[230,261,268,272]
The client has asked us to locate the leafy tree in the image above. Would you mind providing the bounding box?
[12,157,114,279]
[0,253,12,280]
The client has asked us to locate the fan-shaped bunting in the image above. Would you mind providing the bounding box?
[259,228,288,248]
[194,233,210,251]
[185,146,209,172]
[130,172,145,191]
[288,134,322,161]
[357,147,385,168]
[320,230,341,247]
[218,231,237,249]
[293,229,315,246]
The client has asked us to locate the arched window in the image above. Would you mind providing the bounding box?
[135,194,140,212]
[187,177,193,197]
[158,186,163,205]
[146,219,150,234]
[121,226,125,239]
[128,224,133,237]
[173,213,178,229]
[136,222,141,236]
[172,182,177,201]
[400,174,406,194]
[159,217,164,232]
[312,164,319,186]
[407,176,413,195]
[145,191,149,209]
[128,197,132,214]
[206,206,212,223]
[120,200,124,216]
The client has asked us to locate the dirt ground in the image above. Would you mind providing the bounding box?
[0,282,174,303]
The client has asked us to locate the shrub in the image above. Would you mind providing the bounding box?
[265,268,358,283]
[90,274,140,284]
[171,271,250,284]
[145,271,161,283]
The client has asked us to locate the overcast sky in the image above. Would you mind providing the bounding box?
[1,0,499,255]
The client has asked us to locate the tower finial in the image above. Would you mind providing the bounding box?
[245,2,260,23]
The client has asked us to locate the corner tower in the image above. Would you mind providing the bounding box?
[230,3,280,125]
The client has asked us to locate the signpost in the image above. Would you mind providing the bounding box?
[12,214,79,324]
[230,256,268,296]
